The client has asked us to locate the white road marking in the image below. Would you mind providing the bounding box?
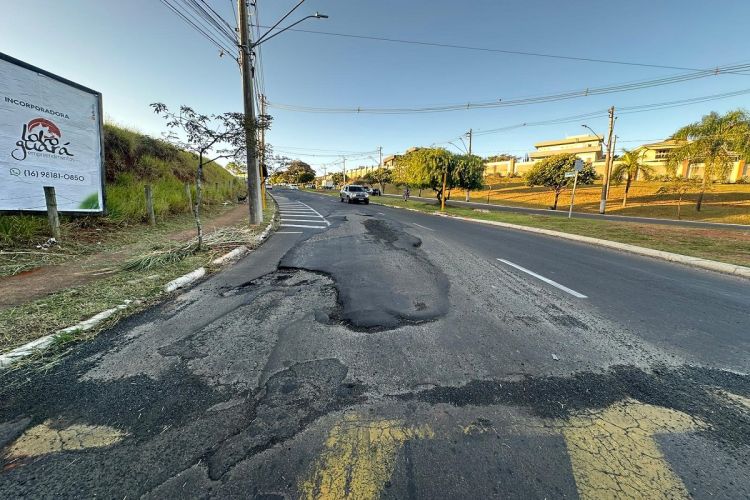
[279,214,320,218]
[281,224,328,229]
[412,223,434,231]
[377,212,385,215]
[496,259,588,298]
[298,202,331,226]
[281,218,326,223]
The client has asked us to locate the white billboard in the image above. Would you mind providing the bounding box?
[0,53,104,213]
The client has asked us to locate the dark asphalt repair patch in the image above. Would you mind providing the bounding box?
[279,217,449,330]
[397,364,750,450]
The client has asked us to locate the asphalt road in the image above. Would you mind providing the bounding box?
[1,187,748,499]
[383,192,750,230]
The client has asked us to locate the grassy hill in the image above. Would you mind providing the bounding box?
[1,124,245,246]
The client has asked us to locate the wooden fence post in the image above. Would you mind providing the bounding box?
[185,182,193,215]
[43,186,61,241]
[144,184,156,225]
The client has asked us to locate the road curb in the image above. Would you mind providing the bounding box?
[0,300,133,369]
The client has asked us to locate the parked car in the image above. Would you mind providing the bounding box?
[340,184,369,204]
[288,184,299,190]
[265,183,273,190]
[370,187,381,196]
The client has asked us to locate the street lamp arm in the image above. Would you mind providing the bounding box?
[581,124,603,141]
[253,14,326,47]
[254,0,306,47]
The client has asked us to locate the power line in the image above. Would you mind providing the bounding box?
[267,63,750,114]
[160,0,238,59]
[257,24,750,74]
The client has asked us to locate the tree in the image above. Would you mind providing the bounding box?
[368,167,392,193]
[329,172,344,186]
[393,148,431,195]
[612,149,654,207]
[668,109,750,211]
[485,154,518,163]
[285,160,316,184]
[454,154,485,201]
[225,161,245,177]
[657,177,700,220]
[525,153,596,210]
[151,103,246,248]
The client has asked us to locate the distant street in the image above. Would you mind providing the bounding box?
[1,187,748,498]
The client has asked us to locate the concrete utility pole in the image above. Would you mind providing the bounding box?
[259,94,267,209]
[378,146,383,168]
[599,106,615,214]
[238,0,263,224]
[342,157,346,184]
[466,128,473,202]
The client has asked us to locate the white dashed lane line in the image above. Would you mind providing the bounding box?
[496,258,587,298]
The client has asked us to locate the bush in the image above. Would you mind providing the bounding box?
[735,176,749,184]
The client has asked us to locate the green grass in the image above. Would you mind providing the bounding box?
[308,188,750,267]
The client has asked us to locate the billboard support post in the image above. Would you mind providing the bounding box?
[43,186,61,240]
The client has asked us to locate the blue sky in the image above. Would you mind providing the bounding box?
[3,0,750,173]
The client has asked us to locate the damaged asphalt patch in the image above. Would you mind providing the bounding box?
[280,217,450,330]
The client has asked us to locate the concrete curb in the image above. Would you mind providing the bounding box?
[0,300,133,369]
[358,198,750,279]
[164,267,206,293]
[211,246,249,266]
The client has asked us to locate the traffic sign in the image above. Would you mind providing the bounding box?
[565,172,576,178]
[574,159,584,171]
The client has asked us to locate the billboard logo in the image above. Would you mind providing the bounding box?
[11,117,74,161]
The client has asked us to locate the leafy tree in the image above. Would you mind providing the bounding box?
[657,177,700,220]
[329,172,344,186]
[393,148,432,194]
[225,161,245,177]
[669,109,750,211]
[524,153,596,210]
[368,167,392,193]
[454,154,485,201]
[285,160,316,184]
[612,149,654,207]
[485,154,518,163]
[151,103,245,248]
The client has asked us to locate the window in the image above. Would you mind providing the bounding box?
[348,186,364,192]
[655,149,670,160]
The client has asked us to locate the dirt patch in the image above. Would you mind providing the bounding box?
[0,205,252,309]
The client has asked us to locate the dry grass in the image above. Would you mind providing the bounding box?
[452,179,750,225]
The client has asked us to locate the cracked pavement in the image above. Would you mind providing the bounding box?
[1,189,749,498]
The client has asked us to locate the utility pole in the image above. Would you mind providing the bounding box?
[378,146,383,168]
[342,157,346,184]
[599,106,615,214]
[238,0,263,224]
[259,94,267,209]
[466,128,473,201]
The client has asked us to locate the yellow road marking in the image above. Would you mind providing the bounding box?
[715,389,750,411]
[561,400,703,499]
[4,420,127,460]
[301,413,433,500]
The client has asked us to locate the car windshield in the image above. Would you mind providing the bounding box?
[348,186,364,192]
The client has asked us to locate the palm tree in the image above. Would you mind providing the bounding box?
[669,110,750,211]
[612,149,654,207]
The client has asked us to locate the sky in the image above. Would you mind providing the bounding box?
[3,0,750,173]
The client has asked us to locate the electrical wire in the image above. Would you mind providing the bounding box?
[160,0,238,59]
[256,24,750,75]
[267,63,750,114]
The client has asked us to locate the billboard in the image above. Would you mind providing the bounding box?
[0,52,104,213]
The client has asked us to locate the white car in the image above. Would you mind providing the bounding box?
[288,184,299,190]
[340,185,369,204]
